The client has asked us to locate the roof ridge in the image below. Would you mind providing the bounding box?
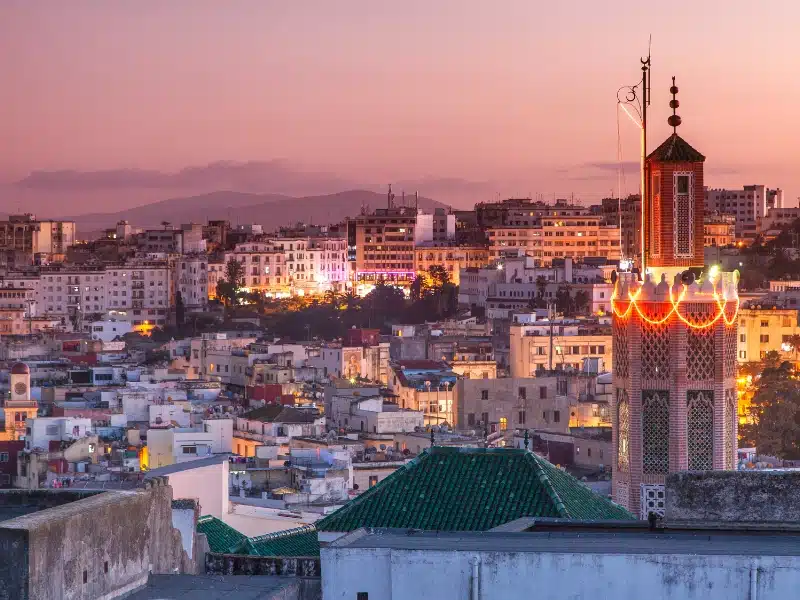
[527,452,569,518]
[248,524,316,543]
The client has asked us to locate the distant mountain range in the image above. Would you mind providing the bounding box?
[66,190,448,234]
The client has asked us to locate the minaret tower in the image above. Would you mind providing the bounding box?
[2,362,38,441]
[611,77,740,518]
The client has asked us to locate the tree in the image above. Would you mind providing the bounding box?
[555,283,573,315]
[427,265,451,288]
[574,290,590,315]
[175,291,185,329]
[216,258,245,308]
[787,334,800,362]
[536,275,548,299]
[741,359,800,459]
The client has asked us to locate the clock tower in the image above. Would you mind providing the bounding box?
[2,362,38,441]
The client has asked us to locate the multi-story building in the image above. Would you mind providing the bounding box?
[703,213,736,247]
[346,205,453,292]
[413,243,489,286]
[704,185,784,240]
[271,237,348,294]
[600,195,642,263]
[703,215,737,249]
[758,207,800,241]
[224,241,288,297]
[104,262,172,326]
[0,214,76,263]
[509,314,612,376]
[388,360,457,426]
[175,254,208,310]
[737,303,800,363]
[488,212,621,265]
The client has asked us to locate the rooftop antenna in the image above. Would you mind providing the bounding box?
[402,190,405,207]
[387,184,395,209]
[415,191,419,213]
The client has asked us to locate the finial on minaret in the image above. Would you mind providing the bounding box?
[523,429,529,450]
[668,76,681,133]
[430,428,435,448]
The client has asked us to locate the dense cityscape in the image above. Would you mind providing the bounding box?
[4,4,800,600]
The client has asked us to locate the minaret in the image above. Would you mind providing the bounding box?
[611,78,739,519]
[2,362,38,441]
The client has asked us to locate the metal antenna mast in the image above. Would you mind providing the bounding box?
[617,38,651,273]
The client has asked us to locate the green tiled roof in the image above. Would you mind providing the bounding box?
[316,447,633,532]
[647,133,705,162]
[197,515,247,554]
[241,525,320,557]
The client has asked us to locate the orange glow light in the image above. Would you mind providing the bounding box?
[611,287,739,329]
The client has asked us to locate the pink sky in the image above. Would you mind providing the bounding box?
[1,1,797,212]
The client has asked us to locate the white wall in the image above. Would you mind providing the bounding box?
[167,459,228,518]
[323,548,800,600]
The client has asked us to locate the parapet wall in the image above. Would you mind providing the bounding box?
[0,477,197,600]
[666,471,800,522]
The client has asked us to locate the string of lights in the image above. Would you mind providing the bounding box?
[611,287,739,329]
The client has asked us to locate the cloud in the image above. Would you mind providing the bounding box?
[13,160,358,195]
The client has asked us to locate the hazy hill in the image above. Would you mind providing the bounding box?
[69,190,447,233]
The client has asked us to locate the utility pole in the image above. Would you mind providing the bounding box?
[548,302,555,372]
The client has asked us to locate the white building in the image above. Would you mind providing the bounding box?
[175,254,208,310]
[322,525,800,600]
[328,394,423,434]
[24,417,93,452]
[84,319,132,342]
[271,237,348,294]
[705,184,784,239]
[146,418,232,468]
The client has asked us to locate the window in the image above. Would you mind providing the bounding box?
[761,320,769,327]
[740,334,746,343]
[357,594,369,600]
[587,448,592,458]
[676,175,690,195]
[83,571,88,584]
[182,446,197,455]
[467,413,475,426]
[518,410,526,425]
[481,412,489,425]
[0,453,8,462]
[368,475,378,488]
[481,389,489,400]
[553,410,561,423]
[760,335,769,343]
[499,417,508,431]
[104,561,109,574]
[518,387,527,400]
[539,386,548,399]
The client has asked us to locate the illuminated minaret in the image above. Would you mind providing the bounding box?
[611,77,739,519]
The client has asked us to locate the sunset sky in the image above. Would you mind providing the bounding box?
[1,1,797,213]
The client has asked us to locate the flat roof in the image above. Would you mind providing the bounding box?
[330,526,800,557]
[144,454,232,478]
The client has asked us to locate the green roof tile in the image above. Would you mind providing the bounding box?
[243,525,320,557]
[197,515,247,554]
[316,447,633,532]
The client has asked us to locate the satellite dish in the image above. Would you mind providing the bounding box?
[379,444,386,450]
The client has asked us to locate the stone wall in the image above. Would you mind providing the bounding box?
[0,477,197,600]
[666,471,800,522]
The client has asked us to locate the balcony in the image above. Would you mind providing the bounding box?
[132,281,145,289]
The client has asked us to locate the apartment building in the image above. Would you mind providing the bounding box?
[703,213,737,247]
[488,214,621,265]
[224,241,288,297]
[737,303,800,363]
[271,237,348,294]
[704,185,784,240]
[0,214,76,262]
[509,314,612,376]
[414,243,489,285]
[175,254,208,310]
[346,206,453,291]
[758,207,800,241]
